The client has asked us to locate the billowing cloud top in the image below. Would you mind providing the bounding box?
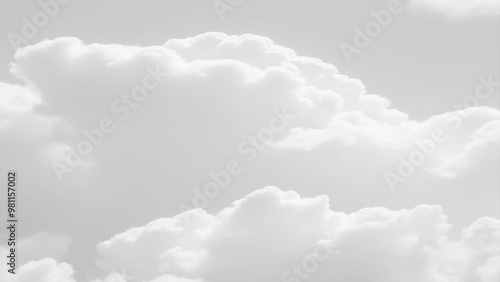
[2,187,497,282]
[0,32,498,282]
[94,187,498,282]
[4,32,498,184]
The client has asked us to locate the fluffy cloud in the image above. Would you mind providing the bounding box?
[0,233,74,282]
[410,0,500,18]
[4,32,498,187]
[0,82,56,170]
[9,258,76,282]
[1,188,497,282]
[95,187,499,282]
[0,32,498,282]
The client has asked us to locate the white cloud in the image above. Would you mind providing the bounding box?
[1,188,495,282]
[94,187,499,282]
[0,257,76,282]
[410,0,500,18]
[15,258,76,282]
[0,233,74,282]
[0,83,39,115]
[0,32,498,282]
[4,32,498,186]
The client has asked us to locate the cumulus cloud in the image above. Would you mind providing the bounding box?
[410,0,500,18]
[11,258,76,282]
[0,233,74,282]
[0,254,77,282]
[1,188,496,282]
[3,32,497,187]
[94,187,499,282]
[0,32,498,282]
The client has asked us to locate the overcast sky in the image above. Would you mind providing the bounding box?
[0,0,499,282]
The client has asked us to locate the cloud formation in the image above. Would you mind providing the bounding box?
[3,32,498,186]
[410,0,500,18]
[0,233,74,282]
[0,32,498,282]
[93,187,499,282]
[2,188,498,281]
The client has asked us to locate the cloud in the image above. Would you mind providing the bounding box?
[410,0,500,18]
[4,32,498,187]
[0,32,498,282]
[1,188,496,282]
[0,257,76,282]
[0,82,40,116]
[0,233,73,282]
[94,186,499,282]
[14,258,76,282]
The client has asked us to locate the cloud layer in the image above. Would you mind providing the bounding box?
[3,187,497,282]
[0,32,498,281]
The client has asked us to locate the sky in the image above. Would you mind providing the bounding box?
[0,0,498,281]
